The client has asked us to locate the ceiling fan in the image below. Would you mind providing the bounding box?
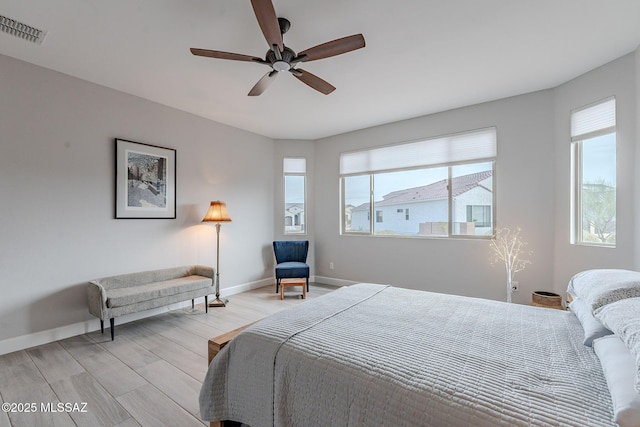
[190,0,365,96]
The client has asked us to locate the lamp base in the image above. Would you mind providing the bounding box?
[208,297,228,308]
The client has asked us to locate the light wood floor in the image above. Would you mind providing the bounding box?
[0,283,336,427]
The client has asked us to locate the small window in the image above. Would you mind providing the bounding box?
[284,158,306,235]
[571,98,616,246]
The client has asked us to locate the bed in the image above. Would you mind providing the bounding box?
[200,274,640,427]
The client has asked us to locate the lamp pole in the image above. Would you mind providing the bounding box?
[209,222,227,307]
[201,200,231,308]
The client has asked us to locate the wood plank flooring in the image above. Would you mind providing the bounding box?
[0,283,336,427]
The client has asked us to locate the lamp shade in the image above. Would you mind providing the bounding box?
[202,201,232,223]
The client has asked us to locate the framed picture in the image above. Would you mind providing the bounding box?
[115,138,176,219]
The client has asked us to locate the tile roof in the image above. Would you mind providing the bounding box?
[352,170,492,211]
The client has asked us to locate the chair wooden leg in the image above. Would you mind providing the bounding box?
[306,278,309,292]
[110,318,115,341]
[205,296,208,313]
[192,299,195,309]
[276,278,280,294]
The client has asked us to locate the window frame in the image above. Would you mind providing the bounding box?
[283,157,307,235]
[570,97,616,247]
[340,127,497,240]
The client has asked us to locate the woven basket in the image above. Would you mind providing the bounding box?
[532,291,563,310]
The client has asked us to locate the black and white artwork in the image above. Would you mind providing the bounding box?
[115,139,176,219]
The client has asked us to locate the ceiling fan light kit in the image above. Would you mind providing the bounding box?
[191,0,365,96]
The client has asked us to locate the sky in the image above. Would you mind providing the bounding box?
[582,133,616,185]
[285,175,305,204]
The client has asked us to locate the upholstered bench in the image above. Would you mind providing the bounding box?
[87,265,214,340]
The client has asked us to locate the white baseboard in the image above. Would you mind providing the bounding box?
[314,275,355,287]
[0,320,95,357]
[219,277,275,296]
[0,277,276,356]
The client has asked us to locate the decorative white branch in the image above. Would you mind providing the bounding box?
[490,227,532,303]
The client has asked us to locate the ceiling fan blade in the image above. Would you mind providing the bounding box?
[190,48,265,63]
[292,68,336,95]
[248,70,278,96]
[297,34,365,62]
[251,0,283,52]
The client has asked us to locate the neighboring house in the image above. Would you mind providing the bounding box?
[351,171,493,236]
[285,203,305,233]
[343,204,355,230]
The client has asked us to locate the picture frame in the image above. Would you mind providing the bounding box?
[115,138,176,219]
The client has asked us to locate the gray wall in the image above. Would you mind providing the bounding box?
[552,53,638,289]
[310,50,639,302]
[0,54,275,349]
[312,91,556,303]
[637,49,640,270]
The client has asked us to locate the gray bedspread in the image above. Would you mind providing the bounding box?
[199,283,614,426]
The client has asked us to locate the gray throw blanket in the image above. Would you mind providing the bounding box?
[200,284,614,426]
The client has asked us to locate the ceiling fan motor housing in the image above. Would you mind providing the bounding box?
[267,46,296,71]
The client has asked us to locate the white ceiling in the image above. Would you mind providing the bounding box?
[2,1,640,140]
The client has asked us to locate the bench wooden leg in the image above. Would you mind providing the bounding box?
[110,318,115,341]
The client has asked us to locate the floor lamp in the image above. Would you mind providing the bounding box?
[202,200,232,307]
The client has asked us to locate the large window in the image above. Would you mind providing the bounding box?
[284,157,306,234]
[571,98,616,246]
[341,128,496,238]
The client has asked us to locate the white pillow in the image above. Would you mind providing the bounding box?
[567,269,640,311]
[593,335,640,427]
[569,297,612,346]
[595,298,640,394]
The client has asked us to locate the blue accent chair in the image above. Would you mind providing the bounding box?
[273,240,310,293]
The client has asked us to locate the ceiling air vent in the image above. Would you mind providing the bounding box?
[0,14,46,44]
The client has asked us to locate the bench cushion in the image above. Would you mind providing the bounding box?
[96,266,201,290]
[106,275,211,308]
